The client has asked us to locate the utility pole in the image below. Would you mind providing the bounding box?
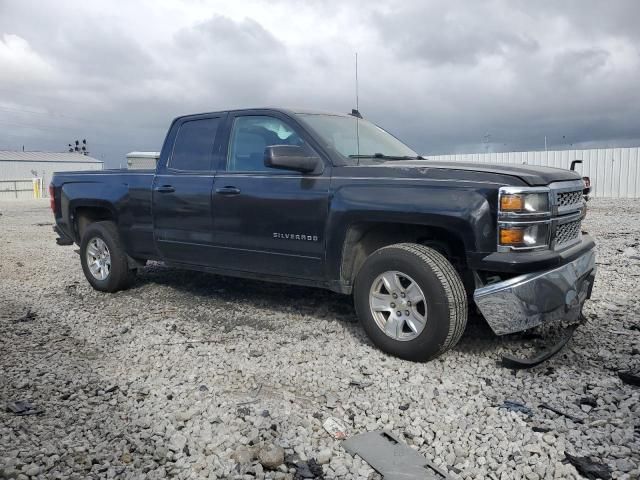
[544,136,547,152]
[482,133,491,153]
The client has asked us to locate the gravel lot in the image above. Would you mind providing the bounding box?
[1,199,639,480]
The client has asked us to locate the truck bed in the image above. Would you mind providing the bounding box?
[51,169,157,260]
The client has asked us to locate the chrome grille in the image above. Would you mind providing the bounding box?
[556,190,583,209]
[555,219,581,247]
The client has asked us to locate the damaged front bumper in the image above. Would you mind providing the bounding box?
[474,247,596,335]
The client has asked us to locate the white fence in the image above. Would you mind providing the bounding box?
[426,147,640,198]
[0,179,43,201]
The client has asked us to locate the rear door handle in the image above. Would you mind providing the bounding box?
[155,185,175,193]
[216,186,241,195]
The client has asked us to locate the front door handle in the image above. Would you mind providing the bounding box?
[155,185,175,193]
[216,186,241,195]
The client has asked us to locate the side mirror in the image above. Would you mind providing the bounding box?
[264,145,321,174]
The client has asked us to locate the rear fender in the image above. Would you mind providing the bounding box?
[61,182,127,242]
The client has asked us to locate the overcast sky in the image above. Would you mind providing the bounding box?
[1,0,639,167]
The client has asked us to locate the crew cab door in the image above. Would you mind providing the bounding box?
[152,115,224,264]
[211,112,330,279]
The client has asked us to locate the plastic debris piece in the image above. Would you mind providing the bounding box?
[532,426,552,433]
[618,370,640,387]
[6,400,41,416]
[499,400,533,416]
[348,379,372,389]
[342,430,451,479]
[579,396,597,408]
[294,459,323,479]
[563,452,612,480]
[13,310,37,323]
[539,403,584,424]
[501,323,577,369]
[322,417,347,440]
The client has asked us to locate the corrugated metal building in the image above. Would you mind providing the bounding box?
[0,151,103,200]
[425,147,640,198]
[127,151,159,170]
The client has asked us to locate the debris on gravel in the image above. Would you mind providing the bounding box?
[323,417,348,440]
[6,399,41,416]
[498,400,533,417]
[618,370,640,387]
[1,198,639,479]
[563,452,612,480]
[539,403,585,424]
[12,309,37,323]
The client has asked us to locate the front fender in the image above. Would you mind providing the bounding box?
[325,184,496,282]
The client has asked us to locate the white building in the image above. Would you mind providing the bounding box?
[426,147,640,198]
[0,151,103,200]
[127,151,159,170]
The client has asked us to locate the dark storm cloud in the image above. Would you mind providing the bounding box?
[372,2,539,66]
[56,23,158,82]
[170,15,295,107]
[361,0,640,153]
[177,15,285,54]
[550,48,610,85]
[0,0,639,165]
[527,0,640,42]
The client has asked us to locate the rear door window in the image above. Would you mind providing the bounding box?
[170,118,220,171]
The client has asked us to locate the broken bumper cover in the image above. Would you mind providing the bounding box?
[474,246,596,335]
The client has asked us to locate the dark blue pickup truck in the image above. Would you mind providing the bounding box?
[50,108,596,361]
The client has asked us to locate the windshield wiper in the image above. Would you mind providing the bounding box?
[348,153,424,160]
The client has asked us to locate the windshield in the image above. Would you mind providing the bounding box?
[295,113,419,161]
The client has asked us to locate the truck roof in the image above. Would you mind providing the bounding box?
[175,107,352,121]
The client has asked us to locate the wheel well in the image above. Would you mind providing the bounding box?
[340,222,468,287]
[73,207,115,242]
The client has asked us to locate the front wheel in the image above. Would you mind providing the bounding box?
[80,221,136,292]
[354,243,467,361]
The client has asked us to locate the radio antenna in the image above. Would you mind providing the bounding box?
[355,52,360,159]
[355,52,359,112]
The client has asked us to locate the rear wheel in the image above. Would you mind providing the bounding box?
[80,221,136,292]
[354,243,467,361]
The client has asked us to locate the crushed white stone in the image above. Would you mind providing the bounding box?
[0,199,638,479]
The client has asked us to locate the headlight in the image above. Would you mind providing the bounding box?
[498,223,550,249]
[499,192,550,214]
[497,186,552,251]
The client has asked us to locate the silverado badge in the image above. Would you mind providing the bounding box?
[273,232,319,241]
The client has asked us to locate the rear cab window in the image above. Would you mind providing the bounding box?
[169,118,220,171]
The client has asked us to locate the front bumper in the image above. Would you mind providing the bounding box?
[473,246,596,335]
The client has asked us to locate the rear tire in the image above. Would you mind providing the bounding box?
[354,243,467,361]
[80,221,136,292]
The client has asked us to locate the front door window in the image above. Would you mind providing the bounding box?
[227,116,305,172]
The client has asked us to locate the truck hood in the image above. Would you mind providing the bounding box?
[377,160,581,186]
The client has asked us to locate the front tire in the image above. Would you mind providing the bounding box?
[354,243,467,361]
[80,221,136,292]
